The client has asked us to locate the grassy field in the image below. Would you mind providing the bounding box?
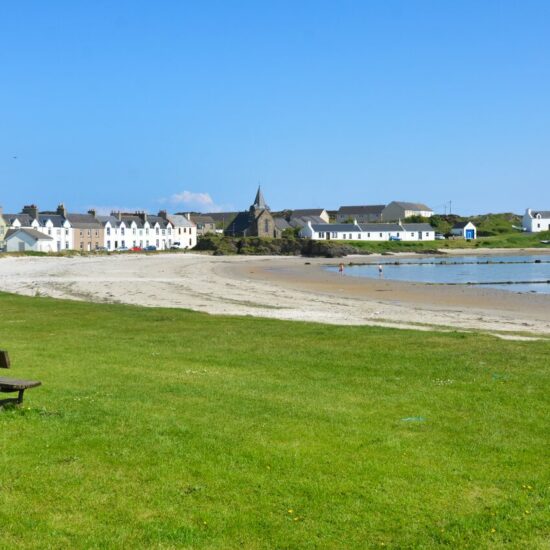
[0,292,548,549]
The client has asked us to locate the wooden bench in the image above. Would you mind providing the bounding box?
[0,350,41,406]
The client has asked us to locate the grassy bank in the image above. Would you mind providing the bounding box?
[0,293,548,548]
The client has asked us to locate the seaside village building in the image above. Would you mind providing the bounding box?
[451,221,477,240]
[300,220,435,241]
[225,187,284,238]
[523,208,550,232]
[0,204,197,252]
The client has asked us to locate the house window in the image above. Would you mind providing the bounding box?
[264,220,269,233]
[162,229,165,236]
[332,232,337,238]
[358,234,361,239]
[80,230,83,236]
[319,232,325,238]
[156,228,159,235]
[107,241,111,249]
[367,233,371,237]
[65,242,69,249]
[48,229,52,235]
[87,230,91,237]
[379,233,383,237]
[107,228,111,236]
[65,229,69,236]
[80,242,83,249]
[425,232,429,236]
[133,228,136,235]
[121,228,125,235]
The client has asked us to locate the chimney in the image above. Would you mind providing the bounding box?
[22,204,39,219]
[88,209,96,217]
[185,212,191,221]
[57,203,68,218]
[139,211,148,223]
[158,210,167,220]
[111,211,122,221]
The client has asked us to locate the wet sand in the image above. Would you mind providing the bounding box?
[0,251,549,338]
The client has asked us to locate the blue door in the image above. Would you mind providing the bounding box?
[465,229,475,239]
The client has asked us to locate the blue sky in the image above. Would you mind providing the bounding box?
[1,1,549,215]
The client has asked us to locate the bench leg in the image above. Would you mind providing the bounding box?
[17,389,25,404]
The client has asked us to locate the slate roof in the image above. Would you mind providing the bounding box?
[225,212,252,235]
[389,201,432,211]
[166,214,195,228]
[274,217,291,231]
[3,213,34,227]
[147,215,171,228]
[190,215,216,225]
[253,186,268,210]
[290,209,326,218]
[97,215,123,227]
[452,221,470,229]
[311,223,363,232]
[66,213,102,229]
[6,228,53,241]
[360,223,403,232]
[289,215,326,228]
[532,210,550,218]
[338,205,385,215]
[38,214,67,227]
[120,214,146,228]
[401,223,434,232]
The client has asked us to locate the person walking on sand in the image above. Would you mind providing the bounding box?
[338,262,345,275]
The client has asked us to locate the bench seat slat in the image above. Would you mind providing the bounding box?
[0,377,42,390]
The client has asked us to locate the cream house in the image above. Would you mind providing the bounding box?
[382,201,433,221]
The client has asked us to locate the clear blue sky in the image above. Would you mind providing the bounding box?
[1,1,549,215]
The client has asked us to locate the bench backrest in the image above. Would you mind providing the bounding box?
[0,350,11,369]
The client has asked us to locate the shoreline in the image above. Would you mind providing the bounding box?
[0,252,548,339]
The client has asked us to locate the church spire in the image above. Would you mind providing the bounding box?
[253,185,268,210]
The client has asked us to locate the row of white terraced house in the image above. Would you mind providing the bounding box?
[0,204,197,252]
[299,220,436,241]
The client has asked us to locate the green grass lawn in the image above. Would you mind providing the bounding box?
[0,292,548,549]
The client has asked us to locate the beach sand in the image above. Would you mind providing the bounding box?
[0,251,549,338]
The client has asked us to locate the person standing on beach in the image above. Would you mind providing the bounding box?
[378,264,383,277]
[338,262,345,275]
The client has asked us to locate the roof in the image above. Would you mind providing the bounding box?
[290,209,326,218]
[361,223,403,232]
[401,223,434,232]
[199,212,238,223]
[253,186,268,210]
[274,217,292,231]
[5,228,53,241]
[37,214,67,228]
[147,215,171,228]
[311,223,363,232]
[66,213,102,228]
[225,211,252,235]
[166,214,195,228]
[532,210,550,218]
[338,205,385,215]
[387,201,432,211]
[290,215,327,228]
[451,221,472,229]
[96,215,122,227]
[190,215,216,225]
[3,213,34,227]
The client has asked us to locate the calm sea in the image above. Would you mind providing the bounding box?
[327,254,550,294]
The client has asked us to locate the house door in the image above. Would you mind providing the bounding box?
[418,232,423,240]
[465,229,474,239]
[326,233,331,240]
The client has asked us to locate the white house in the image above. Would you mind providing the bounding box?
[382,201,433,221]
[5,228,54,252]
[160,212,197,249]
[523,209,550,233]
[299,221,435,241]
[36,214,72,251]
[451,221,477,240]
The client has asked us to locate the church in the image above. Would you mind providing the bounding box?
[225,187,282,238]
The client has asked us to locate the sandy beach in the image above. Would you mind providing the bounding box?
[0,251,549,338]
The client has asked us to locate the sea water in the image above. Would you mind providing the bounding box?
[327,254,550,294]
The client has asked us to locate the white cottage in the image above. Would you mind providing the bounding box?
[523,209,550,233]
[451,221,477,240]
[5,228,54,252]
[299,221,435,242]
